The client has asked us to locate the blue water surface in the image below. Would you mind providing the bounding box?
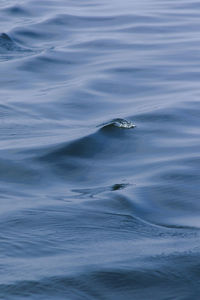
[0,0,200,299]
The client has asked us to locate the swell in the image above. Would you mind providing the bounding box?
[1,231,199,299]
[1,1,200,299]
[38,118,136,161]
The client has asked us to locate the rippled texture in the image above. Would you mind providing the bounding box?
[1,0,200,299]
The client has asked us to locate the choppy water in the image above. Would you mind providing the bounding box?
[1,0,200,299]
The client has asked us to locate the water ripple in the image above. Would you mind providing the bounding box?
[1,0,200,298]
[0,32,38,61]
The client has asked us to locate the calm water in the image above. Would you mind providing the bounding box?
[0,0,200,299]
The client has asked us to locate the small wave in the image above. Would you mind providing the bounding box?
[0,33,28,52]
[3,5,29,16]
[100,118,136,129]
[0,33,36,61]
[38,118,135,161]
